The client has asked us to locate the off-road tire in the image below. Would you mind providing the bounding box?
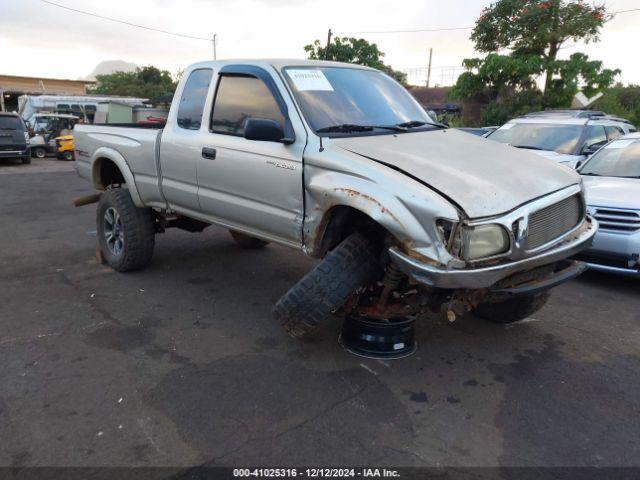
[96,188,155,272]
[21,156,31,164]
[32,147,46,159]
[230,230,270,249]
[474,292,550,324]
[273,232,382,340]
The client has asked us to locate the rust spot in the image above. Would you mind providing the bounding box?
[333,188,402,226]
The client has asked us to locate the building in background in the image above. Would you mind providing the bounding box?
[410,86,485,126]
[0,74,94,112]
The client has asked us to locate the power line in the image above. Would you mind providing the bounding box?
[339,26,473,35]
[39,0,212,42]
[338,7,640,36]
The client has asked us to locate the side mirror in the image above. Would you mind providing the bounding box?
[582,141,605,156]
[244,118,293,144]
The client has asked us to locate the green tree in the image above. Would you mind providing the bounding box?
[596,84,640,127]
[91,66,177,100]
[472,0,607,90]
[451,0,619,125]
[304,37,408,85]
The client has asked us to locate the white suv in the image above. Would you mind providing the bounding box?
[486,110,636,168]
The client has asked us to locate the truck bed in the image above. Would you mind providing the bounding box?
[74,124,165,208]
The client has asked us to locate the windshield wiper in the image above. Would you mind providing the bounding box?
[512,145,547,151]
[317,123,406,133]
[581,172,601,176]
[396,120,447,129]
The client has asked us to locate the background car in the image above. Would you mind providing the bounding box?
[486,110,636,168]
[0,112,31,164]
[576,132,640,277]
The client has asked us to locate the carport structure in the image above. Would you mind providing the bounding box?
[0,74,94,112]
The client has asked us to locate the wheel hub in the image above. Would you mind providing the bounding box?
[103,207,124,256]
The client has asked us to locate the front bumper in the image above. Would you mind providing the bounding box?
[576,228,640,277]
[389,217,597,289]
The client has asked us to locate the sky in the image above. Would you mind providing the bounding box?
[0,0,639,86]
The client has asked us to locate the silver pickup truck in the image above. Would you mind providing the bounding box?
[75,59,597,339]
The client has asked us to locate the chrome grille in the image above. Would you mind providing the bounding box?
[526,194,583,249]
[592,207,640,233]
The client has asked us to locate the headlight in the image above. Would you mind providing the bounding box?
[461,224,510,260]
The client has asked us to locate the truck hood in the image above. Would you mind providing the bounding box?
[583,175,640,210]
[331,129,580,218]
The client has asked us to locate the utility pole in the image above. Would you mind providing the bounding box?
[426,47,433,88]
[212,33,217,60]
[324,28,333,60]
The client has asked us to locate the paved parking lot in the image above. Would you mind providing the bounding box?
[1,158,639,468]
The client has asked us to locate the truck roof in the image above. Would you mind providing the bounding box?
[188,58,375,71]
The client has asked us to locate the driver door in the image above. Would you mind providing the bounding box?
[196,66,306,247]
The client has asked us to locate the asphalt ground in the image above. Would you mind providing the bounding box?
[1,157,639,470]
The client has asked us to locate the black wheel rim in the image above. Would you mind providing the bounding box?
[103,207,124,256]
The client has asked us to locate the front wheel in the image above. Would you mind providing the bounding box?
[273,232,382,340]
[62,151,74,161]
[21,156,31,164]
[474,292,550,324]
[96,188,156,272]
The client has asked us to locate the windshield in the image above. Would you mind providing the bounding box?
[0,116,23,130]
[580,138,640,178]
[488,123,584,154]
[283,67,435,135]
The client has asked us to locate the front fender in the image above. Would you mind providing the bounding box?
[91,147,144,207]
[303,164,459,265]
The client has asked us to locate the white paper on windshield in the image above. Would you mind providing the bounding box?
[605,139,636,149]
[500,123,515,130]
[288,69,334,91]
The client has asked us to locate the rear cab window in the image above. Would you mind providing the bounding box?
[177,68,213,130]
[0,115,24,130]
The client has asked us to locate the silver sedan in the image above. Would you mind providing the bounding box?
[578,133,640,277]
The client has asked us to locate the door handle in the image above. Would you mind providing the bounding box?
[202,147,217,160]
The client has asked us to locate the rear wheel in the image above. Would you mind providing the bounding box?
[229,230,270,249]
[32,147,46,159]
[273,232,382,340]
[62,151,74,161]
[96,188,156,272]
[474,292,550,324]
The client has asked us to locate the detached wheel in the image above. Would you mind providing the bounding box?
[229,230,269,249]
[32,147,46,159]
[96,188,156,272]
[474,292,550,324]
[273,232,382,340]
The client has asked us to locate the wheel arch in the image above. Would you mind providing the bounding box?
[91,148,144,207]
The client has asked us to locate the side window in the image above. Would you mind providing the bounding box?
[210,75,285,136]
[177,68,213,130]
[605,126,624,141]
[581,125,607,151]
